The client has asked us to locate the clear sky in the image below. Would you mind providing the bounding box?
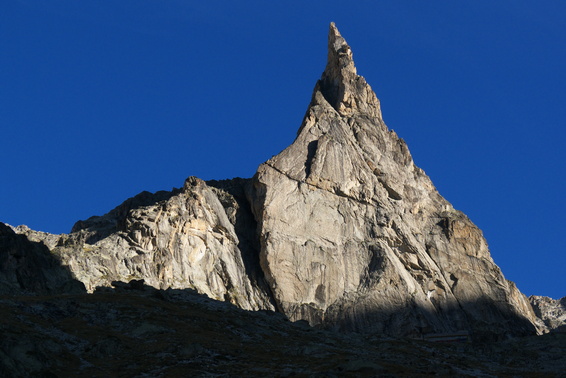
[1,1,564,299]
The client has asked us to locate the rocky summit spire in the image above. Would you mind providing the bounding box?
[324,22,357,80]
[249,23,540,340]
[318,22,381,118]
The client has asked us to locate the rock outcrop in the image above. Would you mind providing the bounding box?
[529,296,566,333]
[3,178,274,312]
[56,177,273,311]
[1,23,550,340]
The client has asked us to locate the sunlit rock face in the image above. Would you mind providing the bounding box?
[4,176,275,311]
[43,178,274,311]
[3,23,543,340]
[529,295,566,333]
[248,23,539,339]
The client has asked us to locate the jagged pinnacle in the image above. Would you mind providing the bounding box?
[325,22,357,77]
[318,23,380,118]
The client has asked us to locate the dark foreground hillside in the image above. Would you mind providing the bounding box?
[1,282,564,377]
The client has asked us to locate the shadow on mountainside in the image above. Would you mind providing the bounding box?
[96,280,538,343]
[326,296,538,343]
[206,178,275,301]
[1,279,564,377]
[277,290,538,343]
[0,223,85,295]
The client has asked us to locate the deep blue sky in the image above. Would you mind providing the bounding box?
[1,1,564,299]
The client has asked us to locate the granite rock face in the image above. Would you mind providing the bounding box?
[37,177,272,311]
[248,23,539,338]
[1,23,549,340]
[529,296,566,333]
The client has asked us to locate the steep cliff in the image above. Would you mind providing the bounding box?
[1,23,544,340]
[248,23,539,339]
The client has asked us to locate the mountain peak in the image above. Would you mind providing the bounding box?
[1,24,544,347]
[318,23,380,117]
[250,24,540,339]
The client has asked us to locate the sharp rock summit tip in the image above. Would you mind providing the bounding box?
[317,23,381,118]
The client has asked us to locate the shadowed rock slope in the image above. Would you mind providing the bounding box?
[1,23,549,341]
[1,284,565,377]
[0,223,85,295]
